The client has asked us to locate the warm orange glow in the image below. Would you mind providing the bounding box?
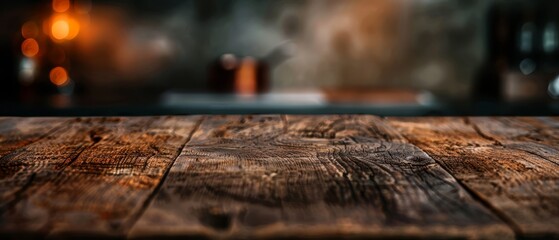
[43,19,51,35]
[52,20,69,40]
[66,18,80,40]
[235,57,257,95]
[49,67,69,86]
[53,0,70,13]
[49,15,80,41]
[21,21,39,39]
[21,38,40,57]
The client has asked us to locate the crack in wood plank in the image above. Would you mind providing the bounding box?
[0,116,202,238]
[463,117,504,146]
[130,115,513,239]
[388,117,559,239]
[0,118,70,163]
[376,116,559,239]
[391,127,525,236]
[123,116,206,231]
[7,116,556,239]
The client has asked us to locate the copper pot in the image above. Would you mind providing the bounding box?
[208,42,294,95]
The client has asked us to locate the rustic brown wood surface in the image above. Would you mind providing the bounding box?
[0,118,68,216]
[388,117,559,239]
[0,115,558,239]
[131,115,511,239]
[0,116,201,238]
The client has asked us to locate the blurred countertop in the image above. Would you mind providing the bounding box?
[1,88,559,116]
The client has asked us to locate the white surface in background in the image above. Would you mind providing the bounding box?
[162,91,327,108]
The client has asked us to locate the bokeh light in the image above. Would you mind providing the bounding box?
[66,18,80,40]
[221,54,238,70]
[21,21,39,39]
[21,38,40,57]
[49,66,69,86]
[49,15,80,40]
[19,58,37,85]
[52,0,70,13]
[52,19,70,40]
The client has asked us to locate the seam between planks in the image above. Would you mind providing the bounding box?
[510,146,559,168]
[427,158,523,238]
[467,117,559,167]
[0,118,71,162]
[1,117,162,231]
[122,116,206,234]
[386,118,523,238]
[0,119,73,214]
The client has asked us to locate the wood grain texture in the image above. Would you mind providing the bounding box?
[0,117,68,214]
[0,117,67,157]
[469,117,559,165]
[387,117,559,239]
[0,116,201,238]
[131,115,512,239]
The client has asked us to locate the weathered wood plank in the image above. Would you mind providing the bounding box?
[387,117,559,238]
[0,117,68,214]
[131,115,512,239]
[469,117,559,166]
[0,117,67,157]
[0,116,201,238]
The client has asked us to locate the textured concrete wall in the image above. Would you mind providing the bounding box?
[70,0,490,99]
[273,0,488,99]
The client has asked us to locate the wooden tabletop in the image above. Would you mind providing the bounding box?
[0,115,558,239]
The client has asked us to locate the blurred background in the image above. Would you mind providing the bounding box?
[1,0,559,116]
